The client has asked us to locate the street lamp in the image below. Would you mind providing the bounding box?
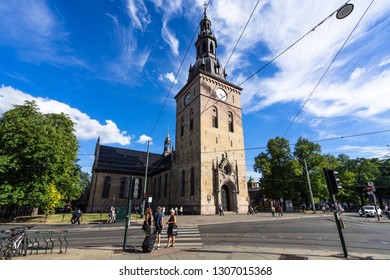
[336,3,354,19]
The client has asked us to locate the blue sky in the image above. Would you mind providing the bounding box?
[1,0,389,181]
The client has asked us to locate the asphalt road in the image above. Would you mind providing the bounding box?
[2,214,388,257]
[199,215,390,256]
[12,213,387,256]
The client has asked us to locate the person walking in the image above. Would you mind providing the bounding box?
[278,205,283,217]
[271,205,275,217]
[73,208,82,225]
[153,206,164,250]
[218,204,224,216]
[166,209,177,247]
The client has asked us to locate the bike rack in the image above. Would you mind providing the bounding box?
[27,230,68,255]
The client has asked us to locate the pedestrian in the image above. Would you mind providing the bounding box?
[142,207,154,237]
[70,207,77,225]
[153,206,164,250]
[174,206,178,216]
[278,205,283,217]
[166,209,177,247]
[218,204,224,216]
[73,208,82,225]
[162,207,166,216]
[111,206,116,223]
[179,206,183,215]
[271,205,275,217]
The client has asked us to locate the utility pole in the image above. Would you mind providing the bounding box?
[141,140,150,219]
[123,176,134,251]
[304,158,316,214]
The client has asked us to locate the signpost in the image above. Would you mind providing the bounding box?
[367,182,380,221]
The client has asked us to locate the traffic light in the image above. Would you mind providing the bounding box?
[143,192,148,200]
[323,168,342,194]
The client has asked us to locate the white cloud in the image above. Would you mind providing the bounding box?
[0,86,131,145]
[205,0,390,126]
[349,67,365,80]
[337,145,389,159]
[159,72,178,84]
[0,1,84,66]
[150,0,183,55]
[136,134,153,144]
[126,0,151,31]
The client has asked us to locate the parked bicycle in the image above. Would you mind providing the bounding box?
[0,226,33,260]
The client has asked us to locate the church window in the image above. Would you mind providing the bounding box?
[102,176,111,198]
[158,176,162,199]
[210,42,214,54]
[228,112,234,132]
[190,167,195,196]
[190,109,194,130]
[212,106,218,128]
[202,41,207,53]
[181,116,185,136]
[119,177,126,198]
[153,177,157,199]
[164,174,168,198]
[137,178,142,198]
[181,170,186,197]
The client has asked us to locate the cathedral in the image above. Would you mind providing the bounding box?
[87,9,248,215]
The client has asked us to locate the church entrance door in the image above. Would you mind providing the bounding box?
[221,185,231,211]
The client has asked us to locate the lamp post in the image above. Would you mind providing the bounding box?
[141,140,150,219]
[303,158,316,214]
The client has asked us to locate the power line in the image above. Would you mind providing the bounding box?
[282,0,375,137]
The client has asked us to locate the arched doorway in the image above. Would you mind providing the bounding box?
[221,185,231,211]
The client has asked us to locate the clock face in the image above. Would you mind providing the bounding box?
[184,93,191,105]
[216,88,227,101]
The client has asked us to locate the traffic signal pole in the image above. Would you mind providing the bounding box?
[323,168,348,258]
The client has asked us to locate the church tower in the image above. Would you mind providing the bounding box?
[173,7,248,214]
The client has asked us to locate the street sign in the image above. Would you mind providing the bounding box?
[367,186,373,192]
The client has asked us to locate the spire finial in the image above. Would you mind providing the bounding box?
[203,0,207,15]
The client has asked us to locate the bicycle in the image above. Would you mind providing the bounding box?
[0,226,32,260]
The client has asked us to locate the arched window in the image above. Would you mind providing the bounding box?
[119,177,126,198]
[158,176,162,199]
[228,111,234,132]
[212,106,218,128]
[164,174,168,198]
[137,178,143,198]
[202,41,207,53]
[190,109,194,130]
[181,116,185,136]
[210,42,214,54]
[153,177,157,199]
[102,176,111,198]
[181,170,186,197]
[190,167,195,196]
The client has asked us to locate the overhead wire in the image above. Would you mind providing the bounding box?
[282,0,375,138]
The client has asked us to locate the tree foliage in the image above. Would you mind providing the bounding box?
[253,137,390,208]
[0,101,83,215]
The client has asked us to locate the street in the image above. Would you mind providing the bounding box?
[8,213,387,258]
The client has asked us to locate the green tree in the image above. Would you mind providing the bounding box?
[0,101,81,218]
[254,137,302,201]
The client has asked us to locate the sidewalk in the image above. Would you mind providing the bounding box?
[12,212,390,260]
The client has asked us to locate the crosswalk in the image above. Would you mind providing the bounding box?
[129,224,202,248]
[162,225,202,248]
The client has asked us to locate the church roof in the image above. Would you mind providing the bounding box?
[95,145,171,176]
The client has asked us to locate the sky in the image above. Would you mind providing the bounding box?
[1,0,389,181]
